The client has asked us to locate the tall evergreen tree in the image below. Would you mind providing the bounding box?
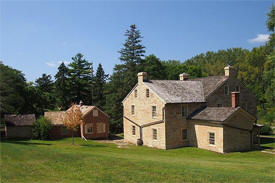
[105,24,146,133]
[92,63,108,109]
[35,74,56,112]
[68,53,93,104]
[55,62,70,109]
[118,24,146,89]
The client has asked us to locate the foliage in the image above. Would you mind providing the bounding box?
[105,24,146,133]
[92,63,108,109]
[266,4,275,32]
[260,124,273,135]
[32,116,52,140]
[55,62,71,109]
[1,138,275,182]
[143,54,166,80]
[35,74,56,114]
[63,104,83,144]
[68,53,93,104]
[0,62,26,116]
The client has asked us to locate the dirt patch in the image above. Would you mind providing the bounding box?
[94,139,131,148]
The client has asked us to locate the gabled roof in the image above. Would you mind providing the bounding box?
[144,80,205,103]
[191,76,228,97]
[190,107,241,122]
[4,114,35,126]
[44,111,66,125]
[190,107,239,122]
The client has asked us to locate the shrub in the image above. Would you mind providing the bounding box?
[32,116,52,140]
[260,124,273,135]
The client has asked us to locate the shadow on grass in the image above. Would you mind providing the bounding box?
[80,144,107,148]
[2,140,51,146]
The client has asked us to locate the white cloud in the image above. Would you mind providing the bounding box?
[248,34,270,43]
[58,61,70,65]
[46,62,56,67]
[46,61,70,67]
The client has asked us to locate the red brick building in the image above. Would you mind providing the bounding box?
[45,105,109,139]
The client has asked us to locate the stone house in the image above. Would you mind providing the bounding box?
[123,66,261,153]
[4,114,35,139]
[45,105,109,139]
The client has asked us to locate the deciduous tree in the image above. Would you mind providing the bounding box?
[63,104,83,145]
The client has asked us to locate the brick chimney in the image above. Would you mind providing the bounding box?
[232,92,240,108]
[137,72,148,84]
[179,73,189,81]
[224,65,236,78]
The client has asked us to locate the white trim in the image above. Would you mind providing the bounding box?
[208,132,215,145]
[152,128,158,141]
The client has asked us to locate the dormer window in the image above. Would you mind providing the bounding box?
[224,85,229,95]
[134,89,137,97]
[146,89,149,98]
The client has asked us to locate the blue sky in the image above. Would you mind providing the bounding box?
[1,0,273,82]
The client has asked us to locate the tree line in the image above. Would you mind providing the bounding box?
[1,5,274,133]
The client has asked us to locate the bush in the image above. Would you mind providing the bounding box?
[260,124,273,135]
[32,116,52,140]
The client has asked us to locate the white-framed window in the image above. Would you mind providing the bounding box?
[152,106,157,118]
[217,104,223,107]
[146,89,149,98]
[209,132,215,145]
[131,105,135,115]
[97,123,106,133]
[134,89,137,98]
[182,129,187,140]
[153,129,157,140]
[132,125,136,136]
[85,123,93,134]
[235,85,240,92]
[182,104,188,117]
[224,85,229,95]
[93,109,98,117]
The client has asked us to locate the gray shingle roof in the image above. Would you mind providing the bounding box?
[191,76,228,97]
[144,80,205,103]
[4,114,35,126]
[191,107,240,122]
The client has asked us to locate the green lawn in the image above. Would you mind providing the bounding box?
[1,138,274,183]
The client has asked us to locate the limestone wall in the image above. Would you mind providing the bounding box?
[188,121,224,153]
[123,82,166,149]
[223,126,251,152]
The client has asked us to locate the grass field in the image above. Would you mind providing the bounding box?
[1,137,274,183]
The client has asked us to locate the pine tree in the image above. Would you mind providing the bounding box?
[68,53,93,104]
[93,63,108,109]
[35,74,56,112]
[118,24,146,89]
[55,62,70,109]
[105,24,146,133]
